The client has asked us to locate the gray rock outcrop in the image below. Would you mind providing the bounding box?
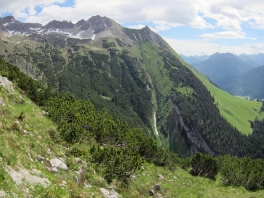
[0,76,14,91]
[5,166,50,187]
[100,188,120,198]
[49,158,68,171]
[36,155,45,161]
[154,183,161,191]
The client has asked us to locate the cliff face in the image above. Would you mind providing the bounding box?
[162,103,215,157]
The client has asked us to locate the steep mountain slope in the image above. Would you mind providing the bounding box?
[1,16,264,158]
[219,65,264,99]
[2,55,264,198]
[185,65,264,134]
[0,54,264,198]
[188,52,264,99]
[239,53,264,67]
[192,53,252,84]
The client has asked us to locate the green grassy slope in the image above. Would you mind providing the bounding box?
[176,58,264,135]
[1,85,264,197]
[124,163,264,198]
[0,84,107,197]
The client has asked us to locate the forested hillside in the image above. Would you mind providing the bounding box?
[1,15,264,158]
[2,58,264,197]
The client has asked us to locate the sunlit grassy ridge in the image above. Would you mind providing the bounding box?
[182,61,264,135]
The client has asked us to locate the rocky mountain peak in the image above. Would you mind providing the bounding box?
[44,20,74,30]
[0,16,17,30]
[2,15,16,24]
[0,15,168,49]
[83,15,115,33]
[76,19,86,27]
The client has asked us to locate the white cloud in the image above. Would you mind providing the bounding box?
[127,24,146,30]
[1,0,264,55]
[199,31,246,39]
[164,37,264,56]
[1,0,264,32]
[189,15,211,29]
[25,5,75,24]
[0,0,65,14]
[28,6,37,16]
[200,0,264,30]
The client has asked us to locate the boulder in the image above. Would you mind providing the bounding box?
[51,167,58,173]
[157,173,164,180]
[50,158,68,171]
[149,189,155,196]
[58,162,68,171]
[0,76,14,91]
[154,183,161,191]
[47,148,53,155]
[75,157,82,163]
[50,158,62,167]
[36,155,45,161]
[42,110,49,115]
[130,174,137,179]
[0,98,5,106]
[23,130,31,135]
[100,188,119,198]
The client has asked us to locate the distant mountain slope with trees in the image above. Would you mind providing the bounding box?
[219,65,264,99]
[191,53,252,83]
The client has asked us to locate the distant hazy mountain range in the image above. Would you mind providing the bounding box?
[180,54,209,64]
[181,53,264,99]
[219,65,264,99]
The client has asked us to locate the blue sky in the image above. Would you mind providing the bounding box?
[1,0,264,56]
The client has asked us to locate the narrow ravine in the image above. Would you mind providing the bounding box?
[154,112,162,146]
